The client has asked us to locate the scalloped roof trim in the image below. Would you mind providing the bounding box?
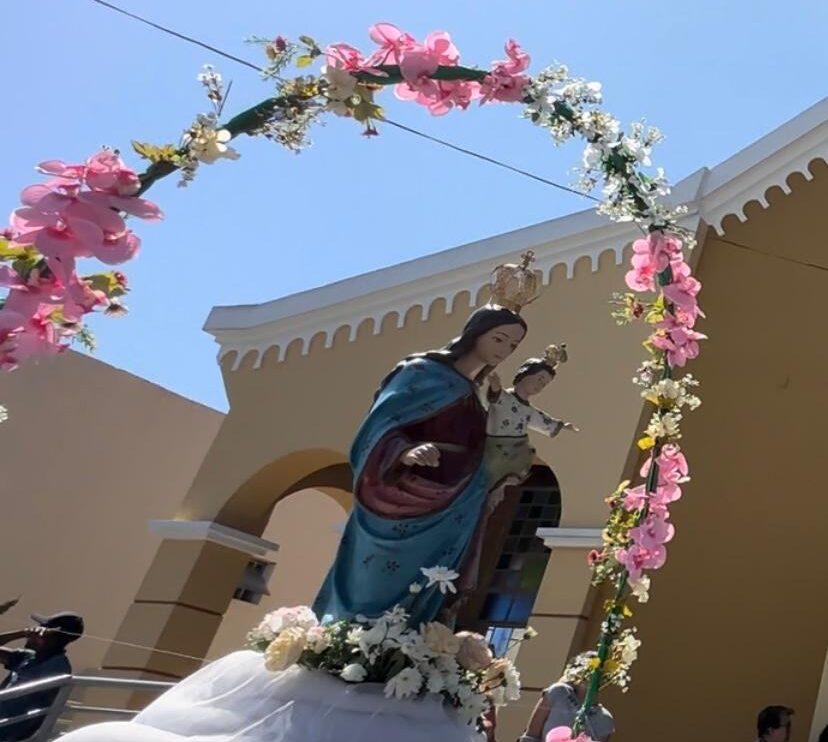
[206,98,828,370]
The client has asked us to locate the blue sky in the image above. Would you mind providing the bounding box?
[3,0,827,410]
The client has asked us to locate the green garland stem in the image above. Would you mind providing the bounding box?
[572,264,675,734]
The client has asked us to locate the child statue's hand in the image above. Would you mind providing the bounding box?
[488,371,502,392]
[562,422,580,433]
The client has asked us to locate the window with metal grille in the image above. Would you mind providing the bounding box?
[479,466,561,632]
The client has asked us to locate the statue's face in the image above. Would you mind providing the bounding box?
[474,323,525,367]
[516,369,554,397]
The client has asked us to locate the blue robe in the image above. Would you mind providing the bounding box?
[313,358,489,626]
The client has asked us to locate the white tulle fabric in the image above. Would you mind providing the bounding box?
[61,651,483,742]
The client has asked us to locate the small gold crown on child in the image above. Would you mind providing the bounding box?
[543,343,568,368]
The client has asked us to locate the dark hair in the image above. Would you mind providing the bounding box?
[757,706,794,737]
[376,304,527,397]
[819,723,828,742]
[513,358,556,386]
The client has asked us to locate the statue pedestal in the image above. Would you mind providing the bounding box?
[61,651,483,742]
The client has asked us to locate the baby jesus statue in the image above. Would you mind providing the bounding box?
[484,344,578,503]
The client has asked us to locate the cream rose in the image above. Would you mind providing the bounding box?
[455,631,493,671]
[421,622,461,656]
[264,626,307,672]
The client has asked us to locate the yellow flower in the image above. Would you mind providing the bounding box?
[637,435,655,450]
[264,627,307,672]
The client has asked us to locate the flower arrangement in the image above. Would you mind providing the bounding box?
[246,570,525,728]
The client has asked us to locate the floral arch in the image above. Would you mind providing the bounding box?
[0,22,704,740]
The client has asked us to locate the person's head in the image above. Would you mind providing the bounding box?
[443,304,527,378]
[512,358,556,398]
[757,705,794,742]
[819,723,828,742]
[26,612,84,655]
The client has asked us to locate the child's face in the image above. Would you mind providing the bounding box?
[516,369,554,397]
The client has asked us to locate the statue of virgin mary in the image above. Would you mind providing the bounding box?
[313,301,530,627]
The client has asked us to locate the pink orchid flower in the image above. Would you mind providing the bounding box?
[1,305,66,369]
[630,512,675,550]
[625,233,685,292]
[622,484,648,511]
[546,726,595,742]
[63,278,108,322]
[617,542,666,582]
[652,317,707,368]
[83,150,142,195]
[325,42,366,71]
[663,274,702,317]
[481,39,531,103]
[365,22,417,66]
[92,230,141,265]
[10,208,104,263]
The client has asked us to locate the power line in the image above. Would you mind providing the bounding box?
[88,0,262,73]
[85,0,828,277]
[712,234,828,274]
[86,0,596,203]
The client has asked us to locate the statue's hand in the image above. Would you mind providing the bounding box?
[562,422,580,433]
[400,443,441,467]
[488,371,502,392]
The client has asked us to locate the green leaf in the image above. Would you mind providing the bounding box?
[295,55,314,68]
[131,140,179,163]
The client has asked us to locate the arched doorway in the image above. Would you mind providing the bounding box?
[101,450,353,680]
[457,465,561,653]
[208,484,350,659]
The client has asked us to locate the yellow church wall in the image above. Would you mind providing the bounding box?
[604,165,828,742]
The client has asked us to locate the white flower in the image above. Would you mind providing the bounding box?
[646,411,681,440]
[629,574,650,603]
[358,622,388,658]
[652,379,681,401]
[408,582,423,594]
[618,634,641,666]
[340,663,367,683]
[400,633,433,662]
[384,667,423,700]
[259,606,318,635]
[322,65,358,116]
[442,669,461,694]
[186,128,240,164]
[435,655,460,674]
[0,405,7,424]
[420,566,459,595]
[457,692,488,725]
[424,670,444,693]
[197,65,222,85]
[503,665,521,701]
[489,686,506,707]
[306,625,330,654]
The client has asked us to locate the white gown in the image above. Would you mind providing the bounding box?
[61,651,483,742]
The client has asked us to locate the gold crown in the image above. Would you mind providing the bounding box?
[489,251,541,313]
[543,343,568,368]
